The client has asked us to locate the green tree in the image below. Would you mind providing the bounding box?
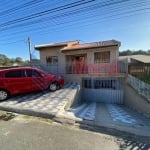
[119,50,150,56]
[0,54,28,66]
[0,54,9,66]
[15,57,23,63]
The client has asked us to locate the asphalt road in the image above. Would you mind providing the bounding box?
[0,116,150,150]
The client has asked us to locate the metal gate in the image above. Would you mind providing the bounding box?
[82,77,124,104]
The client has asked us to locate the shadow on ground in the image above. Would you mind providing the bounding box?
[79,123,150,150]
[117,138,150,150]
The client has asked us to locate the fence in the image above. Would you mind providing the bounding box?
[128,75,150,101]
[66,60,128,75]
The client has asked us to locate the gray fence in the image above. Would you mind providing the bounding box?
[128,75,150,101]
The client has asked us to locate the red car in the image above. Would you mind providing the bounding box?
[0,67,64,101]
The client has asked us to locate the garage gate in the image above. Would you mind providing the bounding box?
[82,77,124,104]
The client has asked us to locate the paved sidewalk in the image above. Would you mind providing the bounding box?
[0,83,79,118]
[95,103,150,137]
[61,102,150,137]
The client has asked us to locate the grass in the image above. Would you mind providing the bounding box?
[0,110,6,116]
[0,111,15,121]
[140,74,150,84]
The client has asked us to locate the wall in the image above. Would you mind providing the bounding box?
[124,82,150,117]
[63,74,84,85]
[63,46,119,65]
[39,46,66,74]
[38,45,119,75]
[83,88,124,104]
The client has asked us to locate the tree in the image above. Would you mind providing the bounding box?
[119,50,150,56]
[15,57,23,63]
[0,54,9,66]
[0,54,29,66]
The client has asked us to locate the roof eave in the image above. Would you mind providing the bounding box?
[61,44,119,52]
[35,44,67,50]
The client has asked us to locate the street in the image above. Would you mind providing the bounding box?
[0,115,150,150]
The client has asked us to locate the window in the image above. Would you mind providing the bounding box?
[26,70,41,77]
[5,70,25,78]
[46,56,58,65]
[82,78,119,89]
[82,79,92,88]
[94,80,117,89]
[94,51,110,63]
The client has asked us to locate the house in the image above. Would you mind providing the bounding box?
[35,40,126,104]
[34,40,124,78]
[119,55,150,78]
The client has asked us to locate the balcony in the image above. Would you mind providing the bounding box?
[66,61,127,77]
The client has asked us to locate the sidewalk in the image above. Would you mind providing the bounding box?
[0,83,150,137]
[58,103,150,137]
[0,83,79,118]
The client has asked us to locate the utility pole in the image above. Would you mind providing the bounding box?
[28,37,32,64]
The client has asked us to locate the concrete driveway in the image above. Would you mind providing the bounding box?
[0,83,79,118]
[0,82,150,137]
[61,102,150,137]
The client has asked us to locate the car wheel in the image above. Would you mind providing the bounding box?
[49,82,57,91]
[0,90,9,101]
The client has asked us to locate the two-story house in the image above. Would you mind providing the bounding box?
[35,40,126,104]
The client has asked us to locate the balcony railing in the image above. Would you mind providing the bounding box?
[66,61,127,75]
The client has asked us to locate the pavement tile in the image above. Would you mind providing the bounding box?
[0,83,79,117]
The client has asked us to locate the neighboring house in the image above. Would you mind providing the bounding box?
[35,39,126,104]
[119,55,150,78]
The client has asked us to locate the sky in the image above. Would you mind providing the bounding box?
[0,0,150,60]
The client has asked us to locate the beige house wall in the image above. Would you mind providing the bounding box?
[39,46,66,73]
[63,46,118,65]
[38,45,119,74]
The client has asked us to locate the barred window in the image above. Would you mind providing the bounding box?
[94,51,110,63]
[82,78,119,89]
[46,56,58,65]
[82,79,92,88]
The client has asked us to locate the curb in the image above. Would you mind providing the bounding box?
[1,105,150,139]
[53,114,150,139]
[0,106,56,119]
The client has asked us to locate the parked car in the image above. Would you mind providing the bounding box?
[0,67,64,101]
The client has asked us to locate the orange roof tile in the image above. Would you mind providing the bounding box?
[61,40,120,51]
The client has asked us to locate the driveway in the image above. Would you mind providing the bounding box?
[62,102,150,137]
[0,83,79,118]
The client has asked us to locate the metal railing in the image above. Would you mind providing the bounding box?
[66,60,128,75]
[128,75,150,101]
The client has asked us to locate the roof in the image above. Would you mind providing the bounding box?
[61,40,121,51]
[35,39,120,51]
[35,40,79,50]
[131,55,150,63]
[119,55,150,64]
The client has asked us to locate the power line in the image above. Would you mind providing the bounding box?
[0,0,96,28]
[1,0,149,34]
[0,0,150,44]
[0,0,149,35]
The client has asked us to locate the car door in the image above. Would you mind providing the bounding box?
[4,69,28,95]
[25,69,47,91]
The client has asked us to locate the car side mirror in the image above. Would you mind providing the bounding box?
[41,73,45,78]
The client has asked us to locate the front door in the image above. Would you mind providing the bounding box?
[66,55,87,74]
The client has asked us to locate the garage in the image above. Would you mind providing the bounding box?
[82,77,124,104]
